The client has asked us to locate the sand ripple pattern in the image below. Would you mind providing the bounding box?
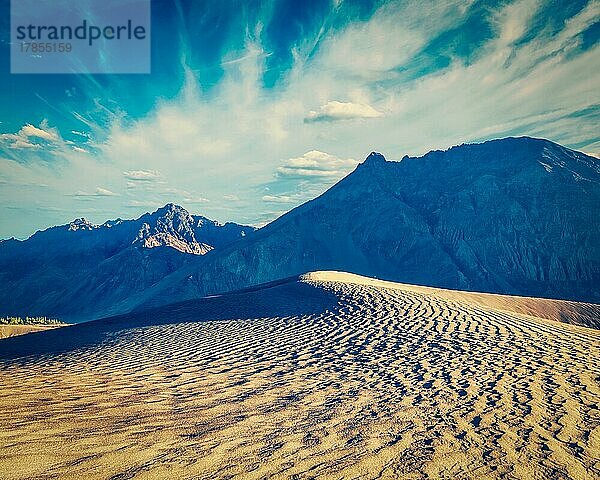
[0,272,599,479]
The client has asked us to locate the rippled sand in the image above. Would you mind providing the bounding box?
[0,272,598,479]
[0,324,64,339]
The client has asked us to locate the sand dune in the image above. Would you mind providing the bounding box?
[302,272,600,329]
[0,324,63,340]
[0,271,598,479]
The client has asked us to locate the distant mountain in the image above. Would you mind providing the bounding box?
[132,203,251,255]
[130,137,599,312]
[0,204,253,321]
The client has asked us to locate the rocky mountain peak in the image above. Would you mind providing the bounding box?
[129,204,250,256]
[133,205,203,254]
[152,203,190,219]
[68,218,96,231]
[363,151,387,165]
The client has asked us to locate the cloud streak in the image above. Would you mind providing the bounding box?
[123,169,162,181]
[71,187,118,197]
[304,101,383,123]
[276,151,358,179]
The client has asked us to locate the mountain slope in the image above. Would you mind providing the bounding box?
[0,204,253,321]
[133,137,600,312]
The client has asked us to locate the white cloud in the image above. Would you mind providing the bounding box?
[493,0,540,47]
[123,169,161,181]
[276,151,358,178]
[20,124,59,142]
[5,137,41,150]
[95,187,118,196]
[71,130,90,138]
[71,187,118,197]
[305,101,383,123]
[0,121,60,149]
[183,196,210,204]
[125,199,164,208]
[312,1,470,81]
[262,194,296,203]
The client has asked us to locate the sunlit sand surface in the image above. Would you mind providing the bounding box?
[0,272,598,479]
[0,324,64,340]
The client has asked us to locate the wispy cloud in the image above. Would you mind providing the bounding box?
[70,187,118,197]
[123,169,162,181]
[276,151,358,179]
[304,101,383,123]
[258,150,359,217]
[262,194,296,203]
[183,196,210,204]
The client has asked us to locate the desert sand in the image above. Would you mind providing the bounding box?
[0,271,598,479]
[0,324,64,340]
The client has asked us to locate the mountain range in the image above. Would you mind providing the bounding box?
[0,204,252,321]
[1,136,598,322]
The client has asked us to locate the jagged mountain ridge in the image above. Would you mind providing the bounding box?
[62,203,248,255]
[129,137,600,314]
[0,205,253,320]
[132,203,245,255]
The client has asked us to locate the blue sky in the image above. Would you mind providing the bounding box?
[0,0,599,238]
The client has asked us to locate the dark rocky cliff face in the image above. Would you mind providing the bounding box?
[376,137,599,299]
[137,137,599,311]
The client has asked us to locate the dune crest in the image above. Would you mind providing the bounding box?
[0,271,598,479]
[302,271,600,329]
